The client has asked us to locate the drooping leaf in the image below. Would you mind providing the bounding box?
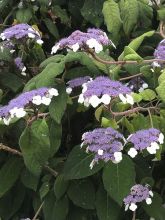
[19,119,50,176]
[103,155,135,206]
[63,146,103,180]
[67,179,95,209]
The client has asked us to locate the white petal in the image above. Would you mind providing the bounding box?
[15,108,26,118]
[71,43,79,52]
[95,43,103,53]
[149,191,153,197]
[3,117,11,125]
[51,43,60,54]
[101,94,111,105]
[78,94,84,103]
[86,38,98,48]
[48,88,59,96]
[28,33,35,38]
[126,94,134,105]
[138,87,144,93]
[41,96,51,105]
[151,142,160,150]
[125,204,129,211]
[32,95,42,105]
[36,39,43,45]
[66,87,72,94]
[146,197,152,205]
[147,146,156,154]
[119,94,127,104]
[142,83,148,89]
[128,148,138,158]
[114,152,122,162]
[89,159,95,169]
[158,133,164,144]
[88,95,101,108]
[98,149,104,155]
[10,49,15,54]
[129,203,137,211]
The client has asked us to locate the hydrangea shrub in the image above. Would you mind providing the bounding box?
[0,0,165,219]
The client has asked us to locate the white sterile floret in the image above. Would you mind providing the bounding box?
[86,38,103,53]
[0,33,5,40]
[89,159,95,169]
[142,83,148,89]
[128,148,138,158]
[158,133,164,144]
[126,94,134,105]
[146,197,152,205]
[48,88,59,97]
[147,146,156,154]
[51,43,60,54]
[21,71,26,76]
[101,94,111,105]
[28,33,35,38]
[66,87,72,94]
[114,152,122,163]
[129,203,137,211]
[151,142,160,150]
[32,95,42,105]
[88,95,101,108]
[83,98,90,107]
[3,117,11,125]
[71,43,79,52]
[78,94,85,104]
[36,39,43,45]
[152,61,161,68]
[98,149,104,155]
[41,96,51,105]
[22,66,26,72]
[82,83,88,93]
[94,43,103,54]
[138,87,144,93]
[119,94,127,104]
[15,108,26,118]
[125,204,129,211]
[149,190,154,197]
[10,49,15,54]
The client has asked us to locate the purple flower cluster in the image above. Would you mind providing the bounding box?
[51,28,114,54]
[81,127,124,168]
[153,39,165,67]
[14,57,26,76]
[126,78,148,93]
[123,184,153,211]
[66,76,91,94]
[0,87,58,125]
[0,24,43,45]
[78,76,134,108]
[127,128,164,158]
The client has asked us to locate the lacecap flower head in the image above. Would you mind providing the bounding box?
[127,128,164,158]
[0,24,43,45]
[81,127,125,169]
[78,76,134,108]
[124,184,153,211]
[0,87,58,125]
[51,28,114,54]
[66,76,91,94]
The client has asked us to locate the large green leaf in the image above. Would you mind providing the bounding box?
[19,119,50,176]
[120,0,139,35]
[81,0,104,27]
[49,84,68,124]
[0,158,23,198]
[96,186,121,220]
[103,155,135,206]
[138,0,153,27]
[102,0,122,40]
[16,8,33,23]
[21,168,39,191]
[140,89,156,101]
[67,179,95,209]
[63,146,103,180]
[54,174,69,199]
[156,81,165,102]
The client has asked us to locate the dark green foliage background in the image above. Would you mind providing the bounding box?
[0,0,165,219]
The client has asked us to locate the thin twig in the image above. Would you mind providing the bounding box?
[0,143,58,177]
[32,201,44,220]
[148,108,153,128]
[132,211,136,220]
[88,50,165,65]
[109,106,158,117]
[119,73,143,81]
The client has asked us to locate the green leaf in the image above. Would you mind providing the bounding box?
[120,0,139,35]
[158,8,165,21]
[39,181,50,199]
[123,46,143,62]
[158,69,165,84]
[67,179,95,209]
[102,0,122,40]
[140,89,156,101]
[81,0,104,27]
[121,117,135,133]
[52,5,70,25]
[143,193,165,220]
[43,191,56,220]
[16,8,33,23]
[63,146,103,180]
[0,73,23,92]
[96,185,120,220]
[103,155,135,206]
[39,55,65,69]
[118,31,155,60]
[0,44,12,62]
[21,168,39,191]
[138,0,153,27]
[19,119,50,176]
[54,174,69,200]
[49,121,62,156]
[53,195,69,220]
[43,18,59,38]
[101,117,119,129]
[49,84,67,124]
[0,158,23,198]
[156,81,165,102]
[132,93,143,103]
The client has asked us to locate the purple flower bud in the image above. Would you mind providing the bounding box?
[154,39,165,60]
[125,78,148,93]
[0,87,58,125]
[123,184,153,211]
[81,127,124,168]
[51,28,114,54]
[0,24,43,45]
[127,128,164,158]
[14,57,24,70]
[78,76,134,108]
